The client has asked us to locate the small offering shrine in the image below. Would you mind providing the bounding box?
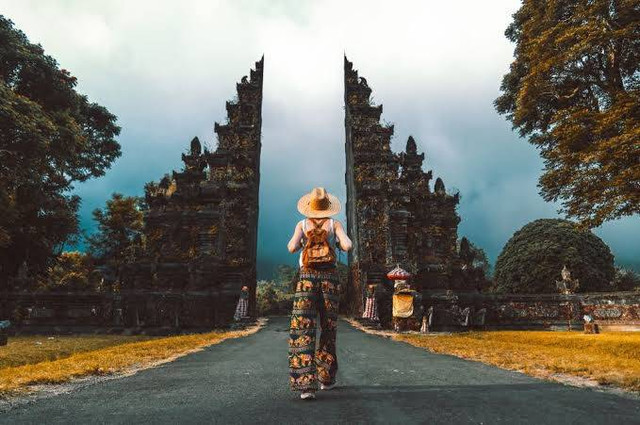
[388,265,423,332]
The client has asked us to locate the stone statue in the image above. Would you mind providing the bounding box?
[556,265,580,330]
[556,265,580,294]
[420,314,428,333]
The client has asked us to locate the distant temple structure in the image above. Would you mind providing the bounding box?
[121,57,264,327]
[343,57,468,317]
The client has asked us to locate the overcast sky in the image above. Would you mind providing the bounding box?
[3,0,638,278]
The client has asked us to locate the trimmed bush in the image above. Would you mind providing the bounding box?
[493,219,615,293]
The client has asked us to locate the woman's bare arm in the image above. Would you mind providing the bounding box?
[334,220,353,252]
[287,221,304,253]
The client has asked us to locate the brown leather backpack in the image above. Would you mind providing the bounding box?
[301,218,336,268]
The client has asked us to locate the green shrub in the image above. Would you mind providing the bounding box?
[256,280,292,316]
[37,251,102,292]
[493,219,615,293]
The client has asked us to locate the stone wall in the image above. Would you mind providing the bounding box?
[422,290,640,331]
[1,291,233,334]
[3,289,638,334]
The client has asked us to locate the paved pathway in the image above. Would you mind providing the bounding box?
[2,317,640,424]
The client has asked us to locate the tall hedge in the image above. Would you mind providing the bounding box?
[493,219,615,293]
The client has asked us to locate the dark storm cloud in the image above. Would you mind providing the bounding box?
[4,0,638,278]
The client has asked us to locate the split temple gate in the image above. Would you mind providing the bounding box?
[3,56,639,332]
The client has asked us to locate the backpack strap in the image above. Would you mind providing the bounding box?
[310,218,327,229]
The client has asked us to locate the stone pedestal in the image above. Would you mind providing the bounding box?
[584,323,599,334]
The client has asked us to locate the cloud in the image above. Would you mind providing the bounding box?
[3,0,638,277]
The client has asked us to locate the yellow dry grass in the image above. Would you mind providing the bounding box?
[0,323,262,396]
[1,335,155,370]
[396,331,640,392]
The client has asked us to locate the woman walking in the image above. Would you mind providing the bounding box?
[287,187,352,400]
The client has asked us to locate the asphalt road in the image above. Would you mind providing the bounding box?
[2,317,640,425]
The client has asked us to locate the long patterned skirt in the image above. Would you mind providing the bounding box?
[288,267,339,392]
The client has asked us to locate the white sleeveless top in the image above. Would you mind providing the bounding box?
[298,218,336,267]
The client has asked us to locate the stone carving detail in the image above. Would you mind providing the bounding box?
[593,308,623,319]
[556,265,580,294]
[426,305,487,329]
[498,303,560,319]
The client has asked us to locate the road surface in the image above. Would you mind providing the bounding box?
[2,317,639,424]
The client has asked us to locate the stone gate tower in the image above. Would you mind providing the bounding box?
[122,57,263,327]
[344,57,463,317]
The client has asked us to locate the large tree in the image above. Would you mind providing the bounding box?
[0,16,120,287]
[495,0,640,228]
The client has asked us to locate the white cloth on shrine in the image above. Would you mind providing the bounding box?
[362,297,379,321]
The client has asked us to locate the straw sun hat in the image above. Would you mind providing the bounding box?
[297,187,341,218]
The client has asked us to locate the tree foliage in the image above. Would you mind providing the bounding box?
[88,193,144,275]
[256,280,292,316]
[493,219,615,293]
[459,237,491,276]
[38,251,103,292]
[495,1,640,227]
[611,267,640,290]
[0,16,121,287]
[273,264,297,291]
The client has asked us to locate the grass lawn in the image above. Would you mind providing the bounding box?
[0,323,262,396]
[396,331,640,392]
